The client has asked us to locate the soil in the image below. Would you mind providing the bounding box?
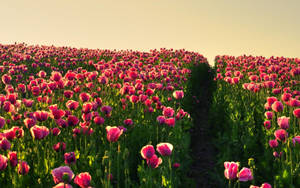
[188,70,220,187]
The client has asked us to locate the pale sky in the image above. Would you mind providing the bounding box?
[1,0,299,65]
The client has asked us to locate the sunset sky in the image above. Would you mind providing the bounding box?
[1,0,299,65]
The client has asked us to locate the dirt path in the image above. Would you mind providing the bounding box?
[187,68,219,187]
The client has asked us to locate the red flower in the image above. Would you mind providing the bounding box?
[156,143,173,156]
[8,151,17,167]
[141,145,155,160]
[51,166,74,184]
[18,161,30,175]
[64,152,76,165]
[274,129,288,142]
[0,154,8,171]
[66,100,79,111]
[224,161,239,180]
[147,154,162,168]
[74,172,92,188]
[106,126,123,142]
[30,125,49,140]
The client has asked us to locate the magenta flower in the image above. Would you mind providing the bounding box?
[173,90,184,99]
[147,154,162,168]
[224,161,239,180]
[277,116,289,129]
[156,116,166,124]
[74,172,92,188]
[8,151,17,167]
[263,120,271,129]
[261,183,272,188]
[67,115,79,127]
[238,167,253,182]
[51,166,74,184]
[30,125,49,140]
[141,145,155,160]
[33,111,49,122]
[293,108,300,118]
[274,129,288,142]
[0,154,8,171]
[94,116,105,125]
[271,101,284,112]
[18,161,30,175]
[79,92,90,102]
[53,183,73,188]
[165,118,175,127]
[163,107,175,117]
[64,152,76,165]
[106,126,123,142]
[0,138,11,151]
[269,139,278,148]
[264,111,273,120]
[0,116,5,128]
[66,100,79,110]
[156,143,173,156]
[292,136,300,146]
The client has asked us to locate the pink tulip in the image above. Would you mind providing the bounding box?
[106,126,123,142]
[156,143,173,156]
[64,152,76,165]
[8,151,17,167]
[293,108,300,118]
[263,121,271,129]
[238,167,253,182]
[18,161,30,175]
[264,111,273,120]
[274,129,288,142]
[277,116,289,129]
[173,90,184,99]
[269,139,278,148]
[292,136,300,146]
[141,145,155,160]
[147,154,162,168]
[261,183,272,188]
[30,125,49,140]
[74,172,92,188]
[0,116,5,128]
[0,154,8,171]
[51,166,74,184]
[53,183,73,188]
[163,107,175,117]
[0,138,11,151]
[224,161,239,180]
[271,101,284,112]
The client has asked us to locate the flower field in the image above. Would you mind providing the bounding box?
[211,55,300,187]
[0,43,211,187]
[0,43,299,188]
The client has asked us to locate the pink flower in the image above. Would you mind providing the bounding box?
[238,167,253,182]
[53,183,73,188]
[173,90,184,99]
[264,111,273,120]
[105,126,123,142]
[271,101,284,112]
[293,108,300,118]
[173,163,181,169]
[0,138,11,151]
[165,118,175,127]
[51,166,74,184]
[64,152,76,165]
[0,116,5,128]
[8,151,18,167]
[141,145,155,159]
[156,143,173,156]
[94,116,105,125]
[156,116,165,124]
[147,154,162,168]
[53,142,66,152]
[261,183,272,188]
[30,125,49,140]
[79,92,90,102]
[274,129,288,142]
[0,154,8,171]
[277,116,289,129]
[163,107,175,117]
[269,139,278,148]
[74,172,92,188]
[263,120,271,129]
[66,100,79,110]
[18,161,30,175]
[224,161,239,180]
[67,115,79,127]
[292,136,300,146]
[33,111,49,122]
